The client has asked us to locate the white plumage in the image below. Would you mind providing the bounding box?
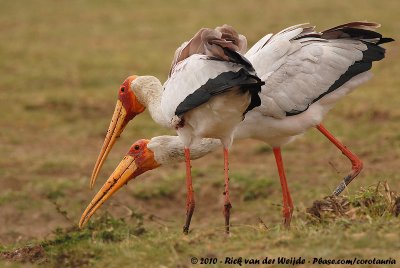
[232,23,381,148]
[132,25,263,234]
[161,54,254,147]
[86,21,392,230]
[247,27,366,120]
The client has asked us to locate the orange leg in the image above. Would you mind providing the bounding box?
[273,147,293,228]
[183,147,195,234]
[223,147,232,234]
[316,124,363,196]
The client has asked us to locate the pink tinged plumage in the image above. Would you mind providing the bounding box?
[82,22,392,231]
[161,25,263,234]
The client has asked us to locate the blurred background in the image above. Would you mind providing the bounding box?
[1,0,399,266]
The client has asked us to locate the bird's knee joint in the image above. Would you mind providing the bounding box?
[352,159,363,172]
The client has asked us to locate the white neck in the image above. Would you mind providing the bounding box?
[131,76,170,127]
[148,136,221,165]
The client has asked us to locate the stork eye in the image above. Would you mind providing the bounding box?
[134,145,140,150]
[121,87,125,92]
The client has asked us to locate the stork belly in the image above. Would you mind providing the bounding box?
[184,90,251,141]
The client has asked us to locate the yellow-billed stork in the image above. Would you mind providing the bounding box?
[85,22,392,230]
[90,25,264,233]
[79,137,219,229]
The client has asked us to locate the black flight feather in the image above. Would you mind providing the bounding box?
[175,69,263,118]
[286,24,393,117]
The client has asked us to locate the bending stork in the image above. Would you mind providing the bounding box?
[90,26,263,234]
[85,22,392,230]
[160,26,263,234]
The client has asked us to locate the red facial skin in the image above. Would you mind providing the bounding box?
[79,139,161,228]
[118,76,146,124]
[89,76,147,189]
[127,139,161,178]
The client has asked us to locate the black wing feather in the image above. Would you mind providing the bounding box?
[175,69,263,118]
[286,24,393,116]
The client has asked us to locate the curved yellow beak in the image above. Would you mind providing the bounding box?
[80,155,137,228]
[90,100,128,189]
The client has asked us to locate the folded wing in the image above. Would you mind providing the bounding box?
[246,22,393,118]
[163,25,263,127]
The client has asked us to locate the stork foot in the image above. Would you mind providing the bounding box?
[183,202,195,235]
[333,160,363,196]
[223,202,232,234]
[282,206,293,229]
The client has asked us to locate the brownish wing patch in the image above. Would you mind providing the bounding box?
[215,24,247,53]
[321,21,382,39]
[169,25,248,76]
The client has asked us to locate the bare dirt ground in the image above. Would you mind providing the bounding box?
[1,245,47,264]
[1,0,400,267]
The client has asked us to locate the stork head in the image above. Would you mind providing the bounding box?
[80,135,221,228]
[90,75,146,189]
[118,75,147,121]
[80,139,160,228]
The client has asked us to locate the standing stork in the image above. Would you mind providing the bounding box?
[89,25,263,234]
[85,22,392,230]
[159,26,263,234]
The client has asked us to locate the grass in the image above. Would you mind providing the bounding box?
[2,186,399,267]
[0,0,400,267]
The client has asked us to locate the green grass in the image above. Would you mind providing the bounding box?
[4,187,399,267]
[1,0,400,267]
